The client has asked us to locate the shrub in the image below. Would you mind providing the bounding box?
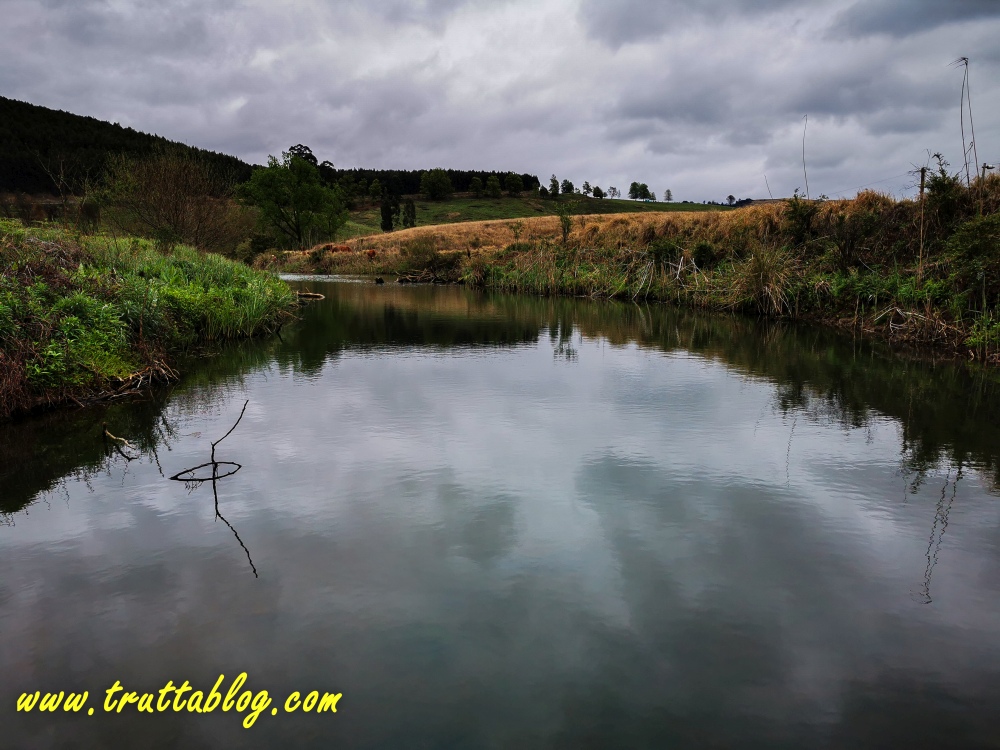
[692,241,717,269]
[783,192,819,246]
[945,213,1000,310]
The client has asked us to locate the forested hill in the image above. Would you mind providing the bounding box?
[0,96,540,197]
[0,96,255,194]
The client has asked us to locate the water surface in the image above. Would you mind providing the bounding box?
[3,279,1000,748]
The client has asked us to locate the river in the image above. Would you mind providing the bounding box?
[3,278,1000,748]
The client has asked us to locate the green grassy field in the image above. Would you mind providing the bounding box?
[341,194,730,239]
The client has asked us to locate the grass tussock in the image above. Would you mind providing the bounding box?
[0,218,296,420]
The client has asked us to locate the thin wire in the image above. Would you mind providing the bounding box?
[826,173,911,198]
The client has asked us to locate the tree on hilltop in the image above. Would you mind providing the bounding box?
[287,144,318,166]
[420,168,453,200]
[485,174,502,198]
[505,172,523,197]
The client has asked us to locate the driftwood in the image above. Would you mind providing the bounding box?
[396,270,450,284]
[296,291,325,300]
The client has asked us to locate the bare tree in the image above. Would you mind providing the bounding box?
[104,151,253,252]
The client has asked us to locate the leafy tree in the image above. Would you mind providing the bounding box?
[469,176,483,198]
[485,174,502,198]
[368,178,382,201]
[380,195,399,232]
[608,186,619,199]
[335,173,359,208]
[665,188,673,202]
[582,181,591,196]
[402,198,417,228]
[629,182,651,200]
[592,186,604,199]
[420,168,453,200]
[727,194,736,205]
[561,179,574,195]
[238,151,347,248]
[538,186,550,198]
[549,174,560,196]
[505,172,523,197]
[288,144,318,166]
[650,191,656,201]
[317,159,336,186]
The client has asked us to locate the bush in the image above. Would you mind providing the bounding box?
[945,213,1000,310]
[926,154,968,231]
[782,193,818,246]
[692,241,717,269]
[647,238,681,273]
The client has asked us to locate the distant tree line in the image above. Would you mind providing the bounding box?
[539,174,621,200]
[277,145,538,203]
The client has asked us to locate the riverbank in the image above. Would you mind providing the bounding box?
[0,219,296,421]
[271,179,1000,364]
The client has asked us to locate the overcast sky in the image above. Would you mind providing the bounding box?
[4,0,1000,202]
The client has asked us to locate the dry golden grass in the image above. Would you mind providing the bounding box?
[281,193,936,276]
[292,211,731,261]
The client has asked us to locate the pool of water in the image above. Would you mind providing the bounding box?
[3,279,1000,748]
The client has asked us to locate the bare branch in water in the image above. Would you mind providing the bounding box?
[169,400,258,578]
[211,400,249,462]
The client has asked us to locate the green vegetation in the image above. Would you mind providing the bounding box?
[0,219,295,420]
[420,168,454,200]
[238,151,348,248]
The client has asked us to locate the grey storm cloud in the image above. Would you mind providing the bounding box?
[577,0,802,48]
[831,0,1000,38]
[2,0,1000,201]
